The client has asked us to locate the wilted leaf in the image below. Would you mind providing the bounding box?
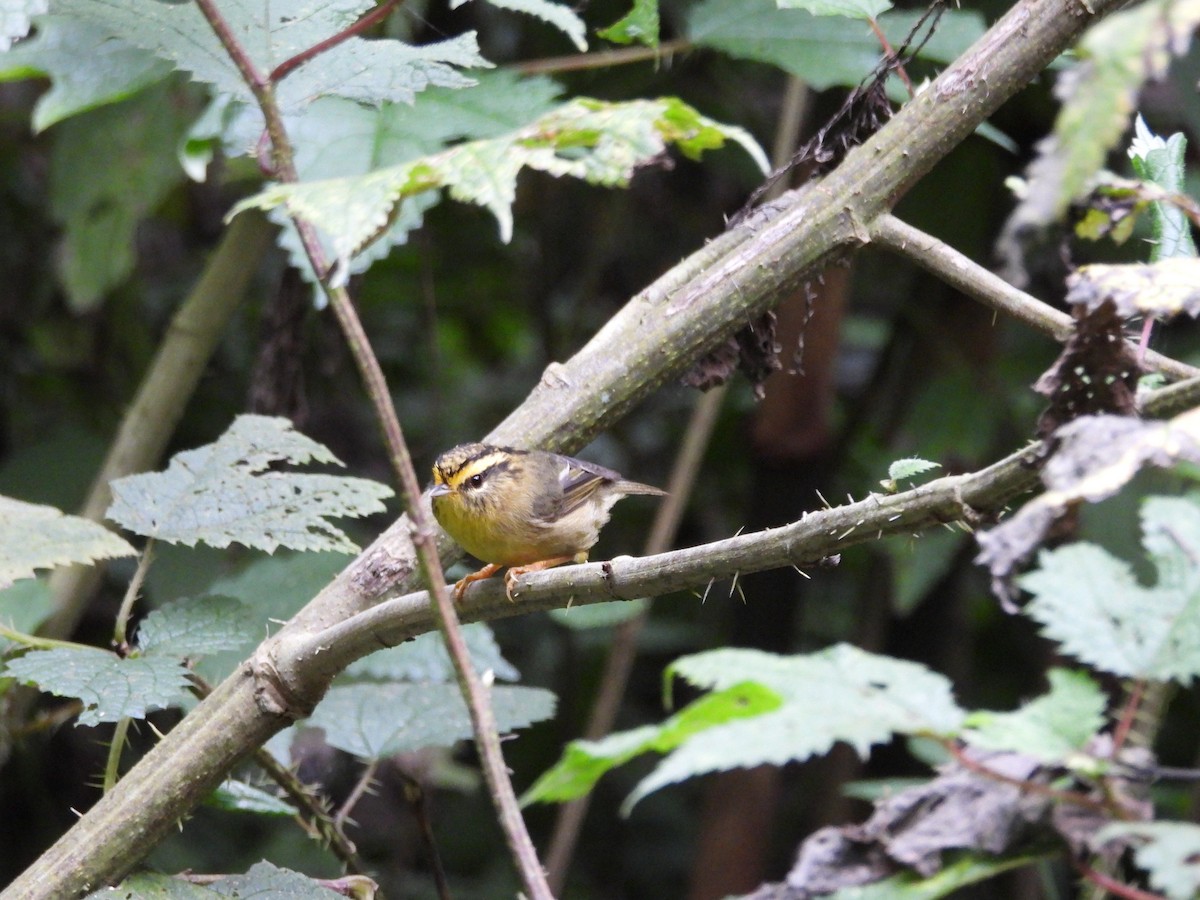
[976,410,1200,597]
[1065,260,1200,321]
[107,415,393,553]
[0,496,136,589]
[3,646,190,725]
[308,682,555,759]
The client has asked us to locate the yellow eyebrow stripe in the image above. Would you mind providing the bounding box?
[447,451,512,489]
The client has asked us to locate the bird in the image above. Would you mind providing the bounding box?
[429,442,666,602]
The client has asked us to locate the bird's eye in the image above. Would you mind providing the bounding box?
[469,473,484,488]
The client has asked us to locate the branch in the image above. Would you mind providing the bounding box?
[1,1,1133,895]
[870,215,1200,382]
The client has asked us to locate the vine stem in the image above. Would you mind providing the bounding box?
[1072,855,1165,900]
[191,1,552,895]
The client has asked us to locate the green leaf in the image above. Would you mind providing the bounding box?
[963,669,1106,762]
[50,0,489,112]
[0,0,46,51]
[688,0,985,90]
[455,0,586,52]
[232,97,767,272]
[0,496,135,589]
[208,551,354,625]
[241,71,563,285]
[1128,116,1197,262]
[888,458,941,482]
[778,0,891,19]
[206,779,296,816]
[346,623,520,682]
[824,851,1048,899]
[135,596,260,659]
[1098,822,1200,900]
[307,682,555,759]
[87,871,216,898]
[0,579,53,651]
[998,0,1200,265]
[598,0,660,47]
[106,415,393,553]
[0,16,171,131]
[885,530,966,616]
[523,681,781,804]
[527,645,964,810]
[49,79,195,310]
[1020,495,1200,682]
[621,645,963,808]
[549,597,648,629]
[3,646,190,725]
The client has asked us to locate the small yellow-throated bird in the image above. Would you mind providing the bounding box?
[430,442,666,601]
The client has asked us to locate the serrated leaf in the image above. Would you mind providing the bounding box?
[523,681,780,805]
[232,97,767,271]
[0,16,171,131]
[0,496,135,589]
[456,0,587,52]
[964,669,1106,762]
[86,871,216,899]
[598,0,659,47]
[688,0,984,90]
[209,861,347,898]
[0,0,46,51]
[888,457,941,482]
[206,779,296,816]
[49,0,489,112]
[209,551,353,624]
[106,415,393,553]
[1128,117,1196,262]
[527,645,964,810]
[1021,496,1200,682]
[308,682,555,759]
[0,579,53,651]
[778,0,891,18]
[50,79,194,310]
[623,645,963,807]
[135,596,260,658]
[1098,822,1200,900]
[3,646,190,725]
[346,623,519,682]
[997,0,1200,279]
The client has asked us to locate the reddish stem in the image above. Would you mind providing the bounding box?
[1072,855,1165,900]
[270,0,402,83]
[867,16,915,98]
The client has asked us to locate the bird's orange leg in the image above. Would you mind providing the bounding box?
[452,563,503,603]
[504,556,576,601]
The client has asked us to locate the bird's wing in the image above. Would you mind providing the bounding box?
[556,455,620,517]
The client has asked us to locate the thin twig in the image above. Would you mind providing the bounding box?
[1071,855,1165,900]
[191,2,552,892]
[112,541,154,651]
[270,0,402,83]
[334,759,379,832]
[869,214,1200,383]
[515,37,690,76]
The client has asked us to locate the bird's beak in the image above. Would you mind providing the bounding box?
[429,483,452,498]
